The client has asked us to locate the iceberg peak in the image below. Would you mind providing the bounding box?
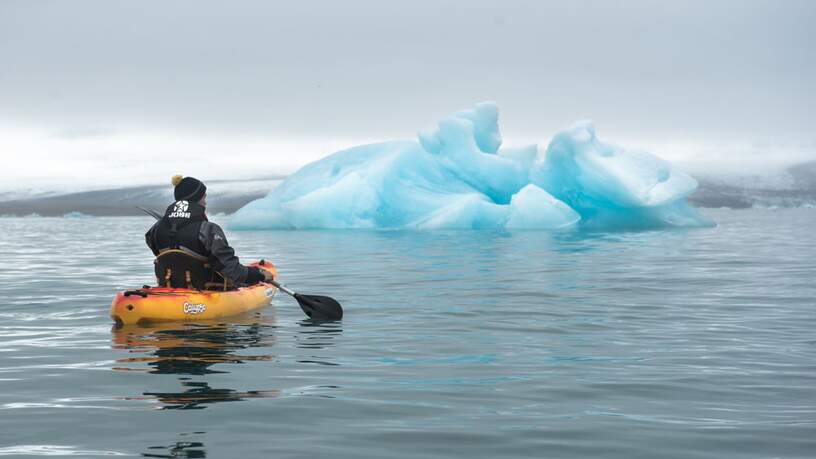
[419,101,502,155]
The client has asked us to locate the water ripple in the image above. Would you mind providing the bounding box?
[0,211,814,458]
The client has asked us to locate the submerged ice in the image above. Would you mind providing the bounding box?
[230,103,711,230]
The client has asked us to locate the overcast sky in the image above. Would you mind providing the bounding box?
[1,0,814,191]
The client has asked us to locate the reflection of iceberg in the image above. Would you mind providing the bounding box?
[230,103,711,230]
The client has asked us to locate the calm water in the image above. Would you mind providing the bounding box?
[0,209,814,458]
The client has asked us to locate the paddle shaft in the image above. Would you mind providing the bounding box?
[136,206,163,220]
[268,279,295,296]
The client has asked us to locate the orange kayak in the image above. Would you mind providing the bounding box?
[110,261,278,326]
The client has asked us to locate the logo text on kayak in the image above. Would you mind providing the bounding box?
[183,302,206,314]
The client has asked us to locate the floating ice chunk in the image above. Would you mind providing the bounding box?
[417,129,442,155]
[530,121,711,227]
[453,102,502,154]
[230,103,711,230]
[498,144,539,170]
[62,211,92,219]
[230,141,482,229]
[419,104,527,204]
[532,121,698,209]
[421,102,502,155]
[280,170,380,228]
[413,186,580,230]
[507,185,581,229]
[414,194,508,229]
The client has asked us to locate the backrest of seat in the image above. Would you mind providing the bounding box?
[154,249,211,290]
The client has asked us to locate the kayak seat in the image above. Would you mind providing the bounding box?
[155,248,236,291]
[154,249,210,290]
[204,270,237,292]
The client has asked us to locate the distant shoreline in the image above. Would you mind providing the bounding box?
[0,178,283,217]
[2,165,814,216]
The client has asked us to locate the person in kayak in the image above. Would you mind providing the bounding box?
[146,175,271,290]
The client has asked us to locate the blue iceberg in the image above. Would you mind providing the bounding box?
[230,103,711,230]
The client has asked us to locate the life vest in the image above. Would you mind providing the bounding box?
[151,200,216,290]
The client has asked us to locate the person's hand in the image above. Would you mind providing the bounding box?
[245,266,267,285]
[262,269,274,283]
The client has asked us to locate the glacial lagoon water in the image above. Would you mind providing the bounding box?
[0,209,813,458]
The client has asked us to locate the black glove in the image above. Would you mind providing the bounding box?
[245,266,265,285]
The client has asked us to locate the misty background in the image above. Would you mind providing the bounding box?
[1,0,814,212]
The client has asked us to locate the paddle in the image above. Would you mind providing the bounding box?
[136,206,344,321]
[266,279,343,321]
[136,206,163,220]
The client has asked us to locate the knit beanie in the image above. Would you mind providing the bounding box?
[171,175,207,202]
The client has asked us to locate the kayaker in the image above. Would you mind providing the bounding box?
[145,175,271,290]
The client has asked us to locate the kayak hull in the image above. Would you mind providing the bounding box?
[110,261,278,325]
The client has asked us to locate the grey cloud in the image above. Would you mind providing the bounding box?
[52,126,117,139]
[0,0,814,145]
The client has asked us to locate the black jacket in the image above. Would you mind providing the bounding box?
[145,201,253,285]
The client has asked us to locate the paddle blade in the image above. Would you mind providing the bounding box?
[294,293,343,321]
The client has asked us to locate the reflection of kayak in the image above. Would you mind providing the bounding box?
[110,317,281,409]
[110,261,278,326]
[111,316,276,373]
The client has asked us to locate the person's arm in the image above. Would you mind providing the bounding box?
[145,222,160,256]
[199,222,265,285]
